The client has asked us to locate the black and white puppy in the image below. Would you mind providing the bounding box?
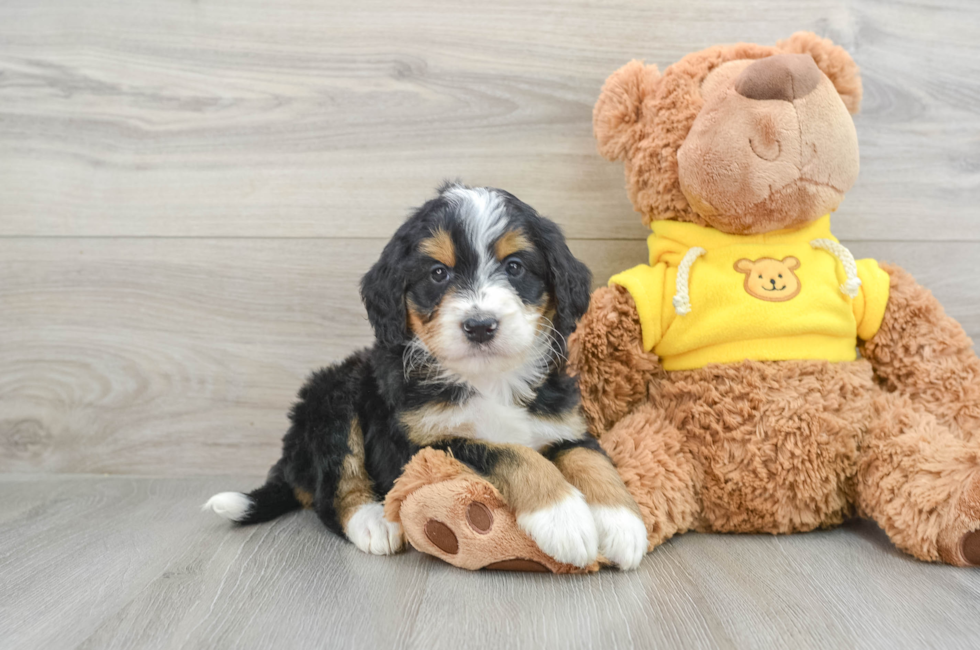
[205,183,647,570]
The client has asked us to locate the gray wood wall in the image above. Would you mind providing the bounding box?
[2,0,978,476]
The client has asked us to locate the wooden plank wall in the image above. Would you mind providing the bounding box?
[1,0,978,476]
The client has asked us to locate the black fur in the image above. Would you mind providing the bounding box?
[500,190,593,345]
[218,183,598,543]
[540,436,606,462]
[237,463,303,525]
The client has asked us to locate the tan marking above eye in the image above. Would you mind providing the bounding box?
[419,228,455,267]
[494,229,531,261]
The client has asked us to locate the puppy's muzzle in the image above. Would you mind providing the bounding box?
[462,317,498,344]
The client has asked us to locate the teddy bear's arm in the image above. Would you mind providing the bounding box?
[859,262,980,438]
[568,285,665,436]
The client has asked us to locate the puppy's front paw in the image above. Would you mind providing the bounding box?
[592,505,648,571]
[516,489,598,568]
[345,502,405,555]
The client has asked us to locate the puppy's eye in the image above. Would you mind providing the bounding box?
[430,264,450,283]
[505,259,524,278]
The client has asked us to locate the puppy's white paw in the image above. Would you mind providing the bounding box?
[345,502,404,555]
[592,505,648,571]
[203,492,252,522]
[517,489,598,568]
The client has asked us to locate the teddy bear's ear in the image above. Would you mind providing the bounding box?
[776,32,862,114]
[593,60,661,161]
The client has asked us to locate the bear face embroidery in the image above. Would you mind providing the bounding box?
[734,256,801,302]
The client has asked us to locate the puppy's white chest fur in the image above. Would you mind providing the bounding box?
[409,370,586,450]
[463,395,581,450]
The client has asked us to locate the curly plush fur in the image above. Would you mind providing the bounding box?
[577,33,980,566]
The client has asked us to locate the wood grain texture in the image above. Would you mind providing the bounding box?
[1,237,975,476]
[0,0,978,241]
[2,475,980,650]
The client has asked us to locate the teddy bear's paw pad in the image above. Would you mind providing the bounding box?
[938,474,980,566]
[960,530,980,567]
[483,559,550,572]
[423,519,459,555]
[466,501,494,533]
[399,476,597,573]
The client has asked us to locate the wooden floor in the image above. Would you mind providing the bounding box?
[2,0,980,647]
[2,474,980,650]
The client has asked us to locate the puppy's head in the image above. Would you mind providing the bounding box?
[360,183,591,379]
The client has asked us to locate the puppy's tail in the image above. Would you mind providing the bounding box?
[203,476,301,525]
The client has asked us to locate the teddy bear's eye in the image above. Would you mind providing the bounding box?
[778,274,783,278]
[758,275,763,279]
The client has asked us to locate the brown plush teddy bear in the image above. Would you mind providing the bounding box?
[385,32,980,571]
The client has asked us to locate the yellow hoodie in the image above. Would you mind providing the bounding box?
[609,215,890,371]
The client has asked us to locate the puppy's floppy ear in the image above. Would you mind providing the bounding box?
[360,234,412,348]
[593,60,661,161]
[527,217,592,342]
[777,31,862,114]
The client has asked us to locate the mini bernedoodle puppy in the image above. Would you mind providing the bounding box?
[205,183,648,570]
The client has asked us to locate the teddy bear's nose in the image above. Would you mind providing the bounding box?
[735,53,822,102]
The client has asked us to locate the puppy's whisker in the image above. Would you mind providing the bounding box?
[538,316,568,368]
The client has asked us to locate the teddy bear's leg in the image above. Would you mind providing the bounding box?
[860,263,980,441]
[856,390,980,566]
[384,448,599,574]
[598,403,702,550]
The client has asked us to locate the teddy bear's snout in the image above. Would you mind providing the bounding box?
[735,54,821,103]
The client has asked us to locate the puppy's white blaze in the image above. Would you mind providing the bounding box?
[345,502,404,556]
[591,505,648,571]
[516,489,598,568]
[203,492,252,522]
[446,185,507,262]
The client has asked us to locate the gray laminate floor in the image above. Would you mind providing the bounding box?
[3,474,980,650]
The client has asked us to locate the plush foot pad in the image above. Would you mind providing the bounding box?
[960,531,980,566]
[938,474,980,567]
[385,448,598,574]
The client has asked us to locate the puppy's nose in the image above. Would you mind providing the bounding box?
[462,318,498,343]
[735,53,821,102]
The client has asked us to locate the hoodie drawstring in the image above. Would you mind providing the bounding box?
[672,246,706,315]
[810,239,862,298]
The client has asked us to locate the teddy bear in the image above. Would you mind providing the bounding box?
[384,31,980,571]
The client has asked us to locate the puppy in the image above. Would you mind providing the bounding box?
[205,183,647,570]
